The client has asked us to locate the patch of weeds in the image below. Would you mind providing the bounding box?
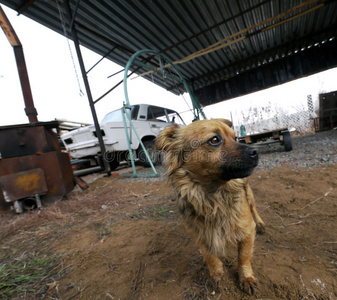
[99,226,113,240]
[89,219,115,241]
[126,205,174,221]
[126,210,142,219]
[0,252,60,299]
[98,218,115,241]
[152,206,170,220]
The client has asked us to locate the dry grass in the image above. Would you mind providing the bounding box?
[0,251,62,299]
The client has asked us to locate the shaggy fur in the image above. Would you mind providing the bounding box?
[156,119,265,294]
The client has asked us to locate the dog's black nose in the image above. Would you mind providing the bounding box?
[245,147,258,160]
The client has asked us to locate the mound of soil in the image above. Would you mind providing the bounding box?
[0,130,336,299]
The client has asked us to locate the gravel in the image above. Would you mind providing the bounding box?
[119,129,337,182]
[256,129,337,171]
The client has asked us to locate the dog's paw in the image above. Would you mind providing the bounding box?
[256,222,266,235]
[239,276,259,295]
[209,277,221,293]
[208,262,224,293]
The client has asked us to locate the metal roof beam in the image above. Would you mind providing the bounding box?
[16,0,37,16]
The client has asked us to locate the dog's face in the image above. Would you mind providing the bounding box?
[156,119,259,182]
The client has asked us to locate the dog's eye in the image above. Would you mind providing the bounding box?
[207,136,222,146]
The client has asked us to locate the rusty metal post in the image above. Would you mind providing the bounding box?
[63,0,111,176]
[13,46,38,123]
[0,5,38,123]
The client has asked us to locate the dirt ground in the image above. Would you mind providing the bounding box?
[0,135,336,299]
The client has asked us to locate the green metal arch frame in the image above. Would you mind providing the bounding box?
[124,49,206,120]
[122,49,207,177]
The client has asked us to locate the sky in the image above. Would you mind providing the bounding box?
[1,5,336,128]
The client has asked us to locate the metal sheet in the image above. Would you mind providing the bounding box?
[0,122,60,159]
[319,91,337,131]
[0,168,48,202]
[0,151,74,207]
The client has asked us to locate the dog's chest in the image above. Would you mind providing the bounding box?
[178,192,244,254]
[179,190,242,228]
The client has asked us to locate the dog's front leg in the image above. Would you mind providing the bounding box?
[244,183,266,234]
[237,233,258,294]
[198,242,223,292]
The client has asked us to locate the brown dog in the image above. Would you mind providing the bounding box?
[156,119,265,294]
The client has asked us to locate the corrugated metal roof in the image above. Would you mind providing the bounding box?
[1,0,337,104]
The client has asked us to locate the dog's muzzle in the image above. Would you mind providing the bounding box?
[220,144,259,181]
[245,146,259,166]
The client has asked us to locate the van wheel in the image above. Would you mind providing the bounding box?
[138,140,160,167]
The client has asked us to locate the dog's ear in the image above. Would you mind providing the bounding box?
[156,124,184,173]
[156,124,181,152]
[218,118,233,128]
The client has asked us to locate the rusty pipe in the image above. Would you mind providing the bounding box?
[0,6,38,123]
[22,198,37,210]
[13,46,38,123]
[73,166,104,177]
[22,194,42,211]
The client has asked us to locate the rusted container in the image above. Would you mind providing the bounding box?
[0,121,74,212]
